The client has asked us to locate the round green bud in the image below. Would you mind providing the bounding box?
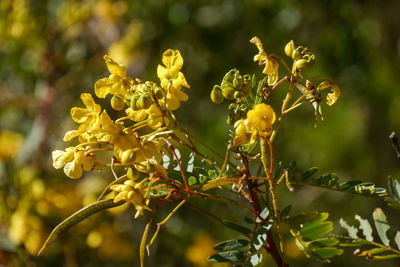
[111,94,125,111]
[221,81,235,100]
[210,86,224,104]
[234,90,241,99]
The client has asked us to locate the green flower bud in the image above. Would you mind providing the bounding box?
[292,46,303,60]
[111,94,125,111]
[295,59,307,70]
[228,103,237,110]
[223,69,236,83]
[210,85,224,104]
[130,95,139,110]
[234,90,241,99]
[221,81,235,100]
[285,40,295,57]
[136,95,152,110]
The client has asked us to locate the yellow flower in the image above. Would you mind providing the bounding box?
[65,93,101,142]
[110,179,151,218]
[317,82,341,106]
[250,36,279,86]
[157,49,190,110]
[52,147,96,178]
[233,104,276,145]
[94,55,133,98]
[246,103,276,135]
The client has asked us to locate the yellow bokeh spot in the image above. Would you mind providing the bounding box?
[87,230,103,248]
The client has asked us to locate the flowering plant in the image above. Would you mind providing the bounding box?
[39,37,400,266]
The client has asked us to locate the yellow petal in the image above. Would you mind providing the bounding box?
[327,84,340,106]
[126,108,147,122]
[250,36,264,53]
[103,55,126,77]
[166,93,180,111]
[80,93,95,109]
[157,65,168,83]
[52,150,67,169]
[64,160,82,178]
[174,72,190,89]
[94,78,112,98]
[162,49,183,72]
[63,130,80,141]
[70,108,89,123]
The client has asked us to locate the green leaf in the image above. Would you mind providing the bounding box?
[208,251,246,262]
[188,176,197,186]
[373,208,390,246]
[280,205,291,220]
[222,220,251,235]
[355,215,373,241]
[199,175,207,184]
[312,247,344,258]
[244,217,254,224]
[301,221,333,241]
[301,167,318,182]
[256,207,269,223]
[395,231,400,250]
[309,237,340,248]
[339,218,359,239]
[38,199,124,255]
[208,169,217,180]
[285,211,322,228]
[388,176,400,200]
[214,239,249,251]
[339,240,372,247]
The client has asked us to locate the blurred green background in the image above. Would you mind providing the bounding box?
[1,0,400,266]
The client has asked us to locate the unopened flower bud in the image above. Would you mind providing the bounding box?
[234,90,241,99]
[295,59,307,70]
[292,46,303,60]
[221,81,235,100]
[111,94,125,111]
[285,40,295,57]
[210,85,224,104]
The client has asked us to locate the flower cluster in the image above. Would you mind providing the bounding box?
[234,103,276,144]
[52,49,190,217]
